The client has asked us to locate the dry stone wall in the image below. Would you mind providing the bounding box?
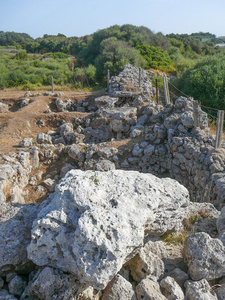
[52,64,224,207]
[91,65,225,207]
[1,64,225,209]
[1,64,225,299]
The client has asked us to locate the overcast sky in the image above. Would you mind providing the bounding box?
[0,0,224,38]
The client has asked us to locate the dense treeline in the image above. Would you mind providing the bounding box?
[174,54,225,110]
[0,25,175,89]
[0,31,33,48]
[1,26,225,110]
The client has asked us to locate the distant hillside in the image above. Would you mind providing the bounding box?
[0,31,33,48]
[0,26,225,98]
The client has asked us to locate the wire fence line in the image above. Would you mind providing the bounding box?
[107,69,224,128]
[206,112,217,120]
[156,74,224,148]
[106,68,225,148]
[168,81,189,98]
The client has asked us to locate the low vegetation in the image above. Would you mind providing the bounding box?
[161,231,188,246]
[1,27,225,112]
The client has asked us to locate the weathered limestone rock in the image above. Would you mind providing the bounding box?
[30,147,39,169]
[102,274,136,300]
[144,144,155,156]
[8,275,26,297]
[60,163,76,178]
[17,151,30,168]
[11,185,25,204]
[142,240,187,276]
[19,138,33,148]
[97,147,118,159]
[0,164,16,181]
[55,98,71,112]
[59,122,74,137]
[127,241,164,282]
[0,289,18,300]
[109,119,130,133]
[20,98,30,108]
[211,173,225,208]
[169,268,189,288]
[84,125,112,142]
[130,125,144,137]
[136,277,167,300]
[160,276,184,300]
[217,207,225,245]
[42,178,56,192]
[94,96,117,108]
[37,133,52,144]
[132,144,144,157]
[94,160,116,171]
[215,284,225,300]
[67,144,85,161]
[0,277,4,289]
[76,285,101,300]
[28,170,190,289]
[109,64,153,98]
[86,144,98,160]
[35,185,48,198]
[185,279,218,300]
[53,136,66,145]
[0,203,40,276]
[0,102,9,113]
[187,202,220,238]
[6,273,17,283]
[183,232,225,281]
[98,106,137,120]
[21,267,78,300]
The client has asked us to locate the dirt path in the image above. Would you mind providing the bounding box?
[0,89,101,155]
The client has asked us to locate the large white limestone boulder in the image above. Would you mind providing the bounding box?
[27,170,190,289]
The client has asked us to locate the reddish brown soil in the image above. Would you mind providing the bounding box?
[0,89,102,155]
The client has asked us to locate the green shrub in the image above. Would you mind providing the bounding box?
[0,75,7,89]
[161,231,188,245]
[14,51,28,60]
[136,43,175,72]
[174,54,225,110]
[7,70,28,86]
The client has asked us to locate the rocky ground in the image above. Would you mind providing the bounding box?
[0,64,225,299]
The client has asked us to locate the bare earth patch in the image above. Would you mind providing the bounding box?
[0,89,102,155]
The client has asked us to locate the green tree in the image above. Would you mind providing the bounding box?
[72,65,96,87]
[174,54,225,109]
[14,51,28,60]
[94,37,144,80]
[136,44,175,72]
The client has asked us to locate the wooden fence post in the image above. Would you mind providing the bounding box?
[155,78,159,104]
[193,100,200,128]
[163,74,170,105]
[166,76,170,104]
[107,69,110,91]
[139,67,141,88]
[215,110,224,149]
[219,110,224,147]
[51,76,54,94]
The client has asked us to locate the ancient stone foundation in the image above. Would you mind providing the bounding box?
[1,64,225,299]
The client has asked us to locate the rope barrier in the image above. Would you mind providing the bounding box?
[108,70,225,148]
[168,81,189,98]
[167,81,222,115]
[108,71,224,124]
[169,91,179,99]
[206,112,217,120]
[200,104,219,112]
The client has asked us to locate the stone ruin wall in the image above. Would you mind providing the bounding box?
[92,64,225,208]
[1,64,225,209]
